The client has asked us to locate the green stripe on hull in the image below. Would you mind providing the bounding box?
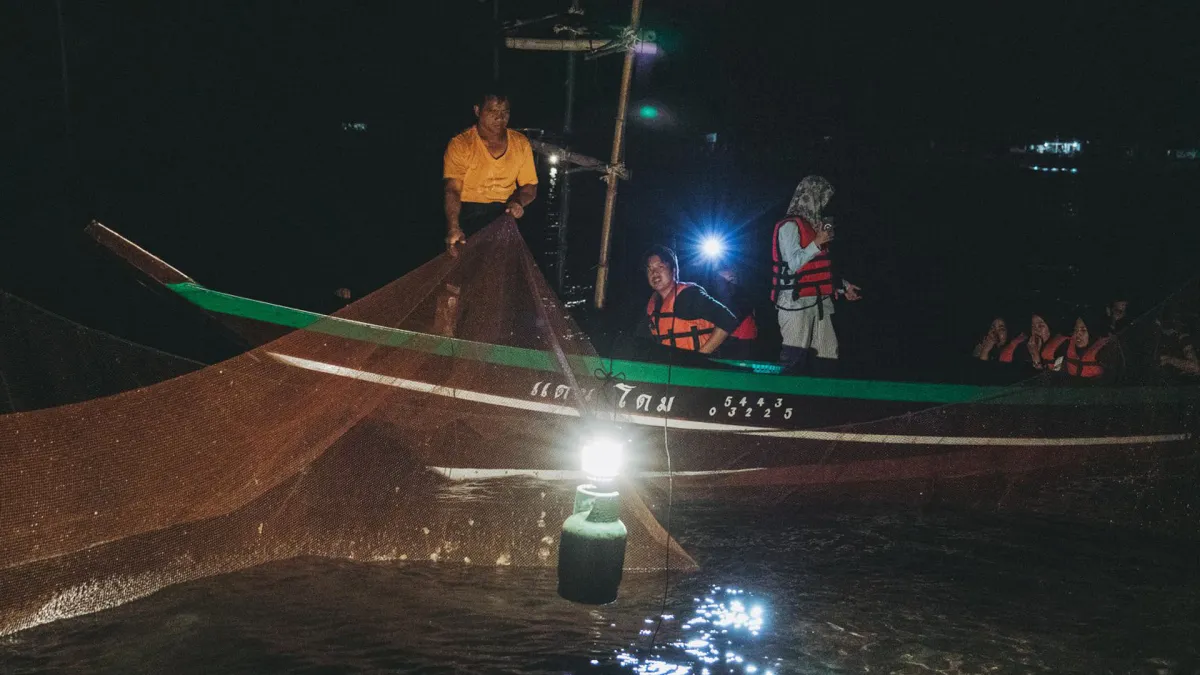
[167,282,1194,407]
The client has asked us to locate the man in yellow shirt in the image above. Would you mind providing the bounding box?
[442,89,539,250]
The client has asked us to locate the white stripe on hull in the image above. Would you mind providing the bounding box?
[427,467,768,481]
[269,353,1190,448]
[744,429,1191,446]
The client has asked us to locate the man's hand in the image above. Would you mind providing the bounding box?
[505,200,525,219]
[842,280,862,301]
[813,227,834,247]
[446,227,466,256]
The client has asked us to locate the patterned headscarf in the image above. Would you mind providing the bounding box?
[786,175,834,223]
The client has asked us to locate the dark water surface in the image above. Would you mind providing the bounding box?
[4,502,1198,674]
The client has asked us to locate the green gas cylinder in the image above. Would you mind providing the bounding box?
[557,484,627,604]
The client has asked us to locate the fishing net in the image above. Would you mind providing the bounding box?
[0,218,693,636]
[0,292,203,413]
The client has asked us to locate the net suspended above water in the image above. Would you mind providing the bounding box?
[0,219,694,636]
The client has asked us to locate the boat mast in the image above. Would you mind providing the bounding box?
[558,6,578,294]
[592,0,644,309]
[502,0,647,304]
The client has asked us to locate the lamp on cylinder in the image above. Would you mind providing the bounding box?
[557,437,628,604]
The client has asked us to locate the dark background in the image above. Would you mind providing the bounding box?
[4,1,1199,378]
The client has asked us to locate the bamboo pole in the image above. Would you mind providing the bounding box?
[557,48,577,293]
[593,0,643,310]
[504,37,612,51]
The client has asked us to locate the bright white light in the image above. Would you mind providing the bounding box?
[701,236,724,260]
[549,167,558,178]
[549,154,560,165]
[581,437,623,480]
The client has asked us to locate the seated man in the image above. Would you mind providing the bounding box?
[637,245,738,355]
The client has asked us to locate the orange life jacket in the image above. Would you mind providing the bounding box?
[1064,336,1112,378]
[998,334,1027,363]
[771,217,833,302]
[646,282,716,351]
[1039,334,1069,370]
[731,313,758,340]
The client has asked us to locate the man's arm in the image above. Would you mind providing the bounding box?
[682,286,738,355]
[444,178,465,247]
[700,327,730,355]
[505,184,538,218]
[443,136,470,249]
[506,139,540,218]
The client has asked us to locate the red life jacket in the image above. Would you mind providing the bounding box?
[771,217,833,302]
[1040,334,1069,370]
[998,334,1027,363]
[646,282,716,351]
[1064,336,1112,378]
[731,313,758,340]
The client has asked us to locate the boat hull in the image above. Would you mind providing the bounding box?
[84,221,1200,529]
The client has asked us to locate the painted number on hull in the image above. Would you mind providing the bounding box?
[709,395,793,421]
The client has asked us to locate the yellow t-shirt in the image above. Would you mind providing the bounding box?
[443,127,539,204]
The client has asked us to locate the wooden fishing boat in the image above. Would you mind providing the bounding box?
[85,221,1199,516]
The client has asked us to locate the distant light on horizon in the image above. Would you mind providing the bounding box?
[341,122,367,132]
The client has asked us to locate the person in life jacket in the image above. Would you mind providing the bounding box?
[772,176,862,376]
[999,312,1070,371]
[1062,312,1120,383]
[973,316,1011,362]
[710,265,758,360]
[639,245,738,354]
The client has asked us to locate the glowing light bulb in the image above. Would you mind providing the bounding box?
[701,236,724,260]
[581,437,623,481]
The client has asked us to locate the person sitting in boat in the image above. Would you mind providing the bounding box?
[972,316,1011,362]
[638,245,738,355]
[1155,304,1199,381]
[1000,311,1070,372]
[710,265,758,360]
[1105,294,1132,335]
[771,175,862,376]
[1062,311,1123,384]
[442,86,538,252]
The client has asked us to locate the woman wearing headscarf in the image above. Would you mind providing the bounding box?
[770,175,862,375]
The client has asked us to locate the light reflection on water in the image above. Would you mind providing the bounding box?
[601,585,780,675]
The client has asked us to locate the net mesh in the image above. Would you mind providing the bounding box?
[0,292,203,413]
[0,219,692,636]
[3,217,1198,637]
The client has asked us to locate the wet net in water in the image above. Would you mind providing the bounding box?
[0,219,693,636]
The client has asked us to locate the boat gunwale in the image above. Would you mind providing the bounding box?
[166,281,1199,408]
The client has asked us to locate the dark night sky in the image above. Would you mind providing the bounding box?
[2,1,1198,358]
[8,1,1199,158]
